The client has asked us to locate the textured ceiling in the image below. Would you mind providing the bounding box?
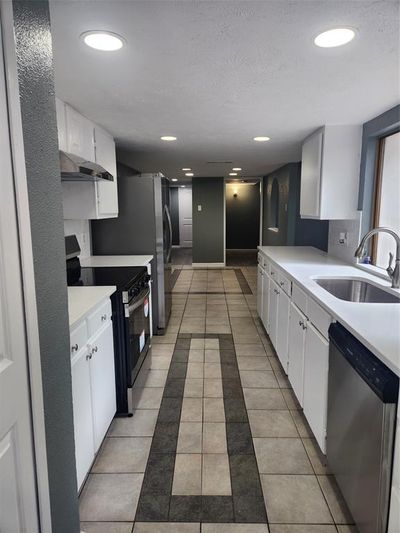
[50,0,399,180]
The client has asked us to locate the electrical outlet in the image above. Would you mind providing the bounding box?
[338,232,348,246]
[198,205,202,212]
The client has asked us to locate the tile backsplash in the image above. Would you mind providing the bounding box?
[64,219,91,258]
[328,213,362,264]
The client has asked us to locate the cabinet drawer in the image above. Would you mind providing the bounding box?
[70,320,88,358]
[87,299,112,338]
[278,272,292,296]
[292,283,308,314]
[269,263,278,281]
[307,297,331,339]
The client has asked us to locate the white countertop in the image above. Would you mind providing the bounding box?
[258,246,400,375]
[81,255,153,268]
[68,286,116,329]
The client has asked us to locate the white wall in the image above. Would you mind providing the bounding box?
[64,220,91,258]
[328,213,362,264]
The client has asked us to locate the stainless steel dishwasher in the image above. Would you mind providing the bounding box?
[327,323,399,533]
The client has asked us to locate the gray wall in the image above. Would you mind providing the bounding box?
[12,1,80,531]
[193,177,224,263]
[263,163,329,251]
[226,183,260,249]
[170,187,180,245]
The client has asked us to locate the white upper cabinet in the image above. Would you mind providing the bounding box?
[55,97,67,151]
[94,126,119,217]
[65,104,95,162]
[300,125,362,220]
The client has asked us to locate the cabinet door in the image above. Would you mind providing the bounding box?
[94,126,118,217]
[66,104,95,161]
[71,347,94,490]
[300,129,323,218]
[89,322,116,451]
[262,272,270,333]
[276,290,290,374]
[288,302,306,405]
[55,97,67,151]
[303,322,329,453]
[269,279,279,350]
[257,265,264,318]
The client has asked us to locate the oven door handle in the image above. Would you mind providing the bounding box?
[126,286,150,314]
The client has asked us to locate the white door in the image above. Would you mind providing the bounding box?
[303,323,329,453]
[262,272,270,333]
[276,290,290,374]
[89,322,116,451]
[178,187,192,247]
[94,125,118,217]
[71,346,95,490]
[268,279,280,350]
[288,302,307,405]
[0,32,40,532]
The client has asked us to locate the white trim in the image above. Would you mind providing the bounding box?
[192,262,226,268]
[1,4,52,531]
[223,180,226,266]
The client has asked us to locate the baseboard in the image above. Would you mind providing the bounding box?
[191,262,226,268]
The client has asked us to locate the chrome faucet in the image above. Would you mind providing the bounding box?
[355,227,400,289]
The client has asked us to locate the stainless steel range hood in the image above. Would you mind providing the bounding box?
[60,150,114,182]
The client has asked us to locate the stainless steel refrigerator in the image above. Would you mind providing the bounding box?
[91,167,172,333]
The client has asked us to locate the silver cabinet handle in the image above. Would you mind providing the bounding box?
[302,324,307,330]
[101,314,107,321]
[280,281,284,286]
[299,320,303,327]
[71,343,78,352]
[91,346,98,354]
[86,353,91,361]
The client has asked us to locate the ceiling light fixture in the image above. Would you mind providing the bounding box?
[181,185,186,188]
[161,136,177,141]
[81,31,125,51]
[185,172,194,177]
[172,178,178,182]
[229,172,238,176]
[314,28,356,48]
[253,136,271,142]
[232,167,242,171]
[182,168,191,171]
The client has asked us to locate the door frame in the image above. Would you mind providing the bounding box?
[1,3,52,531]
[224,178,263,259]
[178,186,193,248]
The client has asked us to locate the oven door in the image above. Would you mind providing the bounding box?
[125,285,151,387]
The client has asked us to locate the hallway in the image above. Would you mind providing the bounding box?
[79,267,354,533]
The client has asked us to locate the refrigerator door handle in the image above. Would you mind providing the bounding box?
[164,204,173,263]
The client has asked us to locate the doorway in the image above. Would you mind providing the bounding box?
[170,186,193,266]
[225,181,261,266]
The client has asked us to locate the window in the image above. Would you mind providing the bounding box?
[372,131,400,268]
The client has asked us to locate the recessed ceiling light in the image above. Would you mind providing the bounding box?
[81,31,125,51]
[229,172,238,176]
[314,28,356,48]
[253,136,271,142]
[182,168,191,171]
[161,136,177,141]
[185,172,194,177]
[181,185,186,188]
[172,178,178,182]
[232,167,242,171]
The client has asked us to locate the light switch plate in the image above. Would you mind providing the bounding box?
[339,232,348,246]
[197,205,202,212]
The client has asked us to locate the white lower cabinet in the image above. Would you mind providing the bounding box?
[262,272,270,333]
[303,322,329,453]
[276,289,290,373]
[257,265,264,318]
[89,321,116,452]
[71,346,95,490]
[288,302,307,405]
[268,279,279,349]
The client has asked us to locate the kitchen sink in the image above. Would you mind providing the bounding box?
[315,278,400,303]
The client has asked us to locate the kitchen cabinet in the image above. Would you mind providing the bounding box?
[55,97,67,151]
[89,321,116,452]
[268,279,279,349]
[71,345,95,490]
[303,322,329,452]
[300,125,361,220]
[276,289,290,374]
[257,264,264,319]
[94,126,118,217]
[65,104,95,162]
[69,298,116,490]
[262,271,270,333]
[288,302,307,405]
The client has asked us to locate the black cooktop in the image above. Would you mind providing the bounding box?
[72,266,147,291]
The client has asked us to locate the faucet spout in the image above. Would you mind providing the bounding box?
[355,227,400,289]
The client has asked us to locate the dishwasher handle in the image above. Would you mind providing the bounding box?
[329,323,399,404]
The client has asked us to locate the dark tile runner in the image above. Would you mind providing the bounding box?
[135,333,268,524]
[234,269,253,294]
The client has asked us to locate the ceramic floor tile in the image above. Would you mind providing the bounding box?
[172,454,202,495]
[184,378,204,398]
[290,410,314,438]
[108,409,158,437]
[248,410,298,438]
[243,388,287,410]
[204,378,224,398]
[203,422,227,453]
[202,454,232,495]
[188,349,204,363]
[204,362,222,378]
[261,474,333,524]
[92,437,151,473]
[181,397,203,422]
[134,523,200,533]
[80,522,133,533]
[131,387,164,409]
[79,473,143,522]
[202,524,269,532]
[205,339,220,349]
[203,398,225,422]
[317,475,354,524]
[134,369,168,388]
[240,370,279,389]
[177,422,202,453]
[253,438,313,474]
[269,526,336,533]
[302,438,331,475]
[147,356,173,370]
[186,362,204,378]
[204,349,220,363]
[237,357,272,371]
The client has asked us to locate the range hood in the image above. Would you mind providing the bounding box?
[60,151,114,182]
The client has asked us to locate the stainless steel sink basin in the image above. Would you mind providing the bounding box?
[315,278,400,303]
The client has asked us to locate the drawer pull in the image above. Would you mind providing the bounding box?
[101,314,107,321]
[71,343,79,352]
[91,346,98,355]
[280,281,284,286]
[86,353,91,361]
[299,320,303,327]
